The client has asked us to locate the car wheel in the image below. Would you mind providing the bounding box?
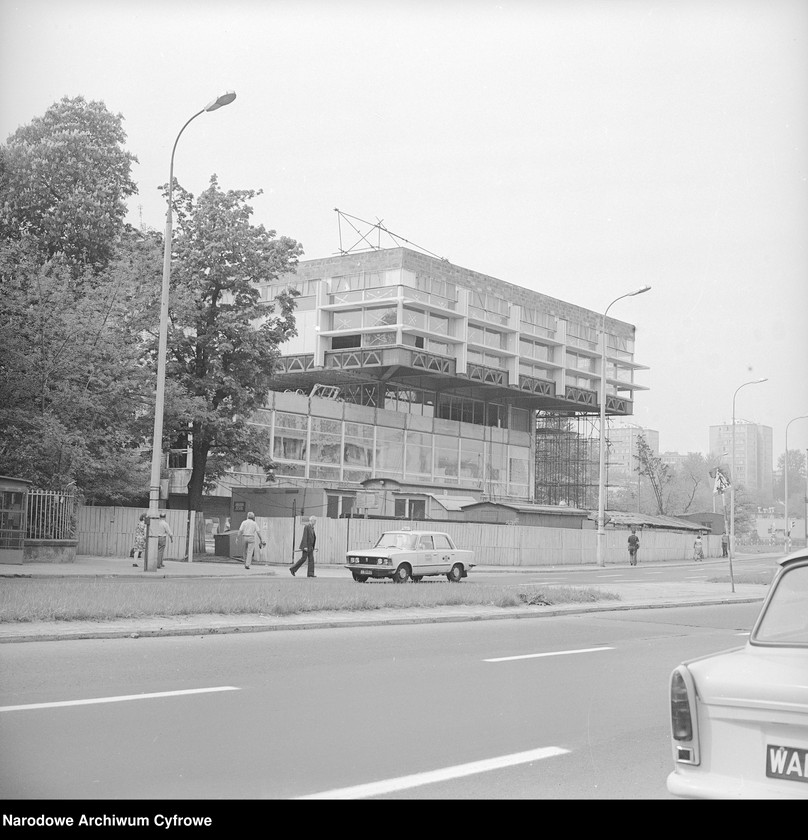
[447,563,463,582]
[412,576,423,583]
[351,572,367,583]
[393,564,412,583]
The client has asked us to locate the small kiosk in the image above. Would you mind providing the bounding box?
[0,476,31,565]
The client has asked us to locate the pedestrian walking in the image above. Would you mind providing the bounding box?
[627,527,640,566]
[131,513,147,567]
[721,532,729,557]
[151,512,173,569]
[693,534,704,562]
[290,516,317,577]
[238,511,265,570]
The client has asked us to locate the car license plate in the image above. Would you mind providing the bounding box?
[766,745,808,783]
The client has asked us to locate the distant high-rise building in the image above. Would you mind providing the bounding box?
[608,424,659,479]
[709,422,773,498]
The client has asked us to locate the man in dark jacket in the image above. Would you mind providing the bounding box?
[290,516,317,577]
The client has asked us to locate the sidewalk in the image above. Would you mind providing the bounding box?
[0,553,771,643]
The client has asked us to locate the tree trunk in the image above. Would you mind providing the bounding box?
[186,438,211,556]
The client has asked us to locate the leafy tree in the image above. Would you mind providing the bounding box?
[0,232,158,501]
[773,450,807,516]
[634,433,672,515]
[151,175,303,516]
[0,96,137,271]
[0,97,149,500]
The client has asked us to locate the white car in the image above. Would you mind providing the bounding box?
[345,530,475,583]
[667,547,808,799]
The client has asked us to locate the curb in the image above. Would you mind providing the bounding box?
[0,596,765,644]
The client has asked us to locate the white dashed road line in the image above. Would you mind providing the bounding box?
[0,686,239,712]
[484,646,614,663]
[297,746,570,799]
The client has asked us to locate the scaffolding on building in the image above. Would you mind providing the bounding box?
[535,412,601,509]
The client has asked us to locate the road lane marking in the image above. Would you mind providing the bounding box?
[0,686,239,712]
[484,646,614,662]
[297,746,570,799]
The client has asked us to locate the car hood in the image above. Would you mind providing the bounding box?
[686,645,808,710]
[347,548,399,558]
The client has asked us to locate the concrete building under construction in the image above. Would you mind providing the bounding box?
[166,223,649,523]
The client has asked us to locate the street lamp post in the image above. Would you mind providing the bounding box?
[784,415,808,554]
[728,377,767,590]
[145,91,236,572]
[596,285,651,567]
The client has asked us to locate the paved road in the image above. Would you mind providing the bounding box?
[0,552,775,644]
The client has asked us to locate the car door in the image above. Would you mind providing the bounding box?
[416,534,436,575]
[433,533,456,573]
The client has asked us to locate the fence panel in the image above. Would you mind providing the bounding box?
[26,489,78,540]
[77,507,189,560]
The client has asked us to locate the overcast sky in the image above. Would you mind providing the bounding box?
[2,0,806,465]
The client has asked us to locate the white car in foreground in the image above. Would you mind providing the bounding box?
[345,530,474,583]
[667,547,808,799]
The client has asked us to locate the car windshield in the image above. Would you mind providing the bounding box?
[752,563,808,646]
[375,532,417,551]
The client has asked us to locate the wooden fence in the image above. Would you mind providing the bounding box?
[77,507,720,567]
[77,507,191,561]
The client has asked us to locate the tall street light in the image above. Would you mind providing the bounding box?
[145,91,237,572]
[728,377,767,589]
[596,285,651,567]
[784,414,808,554]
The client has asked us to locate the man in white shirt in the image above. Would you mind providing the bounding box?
[238,512,264,570]
[151,512,174,569]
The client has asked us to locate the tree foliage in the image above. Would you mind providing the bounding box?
[0,233,158,500]
[773,450,807,516]
[152,175,303,512]
[634,434,672,515]
[0,98,152,502]
[0,96,138,271]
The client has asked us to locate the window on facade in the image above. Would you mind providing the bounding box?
[519,338,552,361]
[435,435,459,483]
[403,307,426,329]
[460,438,483,480]
[309,418,341,465]
[488,442,507,486]
[332,310,362,331]
[331,334,361,350]
[428,313,450,336]
[394,497,426,520]
[403,333,425,349]
[273,412,308,461]
[344,422,374,469]
[364,332,394,347]
[511,408,530,433]
[405,431,432,477]
[509,447,529,491]
[426,338,452,356]
[376,427,405,476]
[365,307,397,328]
[487,403,505,428]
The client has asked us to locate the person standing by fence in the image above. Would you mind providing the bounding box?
[150,512,173,570]
[131,513,147,567]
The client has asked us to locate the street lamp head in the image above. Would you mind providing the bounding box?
[205,91,237,112]
[631,285,652,296]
